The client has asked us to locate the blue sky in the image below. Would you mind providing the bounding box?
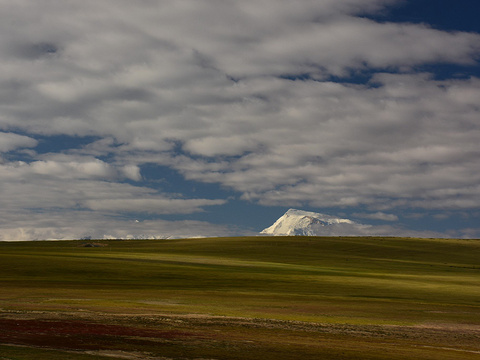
[1,0,480,240]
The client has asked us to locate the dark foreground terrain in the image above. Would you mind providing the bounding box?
[1,236,479,359]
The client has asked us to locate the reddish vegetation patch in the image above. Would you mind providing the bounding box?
[0,318,203,350]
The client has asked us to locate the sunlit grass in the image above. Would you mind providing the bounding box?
[1,236,479,359]
[1,236,479,325]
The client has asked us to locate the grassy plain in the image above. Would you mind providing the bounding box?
[0,236,479,359]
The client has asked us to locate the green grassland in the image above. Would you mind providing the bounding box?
[0,236,479,359]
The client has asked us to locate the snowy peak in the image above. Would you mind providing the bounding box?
[284,209,354,224]
[261,209,362,236]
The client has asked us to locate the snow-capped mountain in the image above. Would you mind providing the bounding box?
[260,209,371,236]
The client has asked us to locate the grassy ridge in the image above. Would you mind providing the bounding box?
[0,236,479,359]
[1,236,479,323]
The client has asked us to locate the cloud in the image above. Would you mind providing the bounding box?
[1,1,479,138]
[0,132,38,152]
[0,0,479,238]
[0,161,225,212]
[83,198,226,214]
[0,156,119,180]
[121,164,142,181]
[353,212,399,222]
[31,159,115,179]
[169,74,480,213]
[0,214,243,241]
[0,162,229,240]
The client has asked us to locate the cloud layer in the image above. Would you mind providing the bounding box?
[1,0,479,239]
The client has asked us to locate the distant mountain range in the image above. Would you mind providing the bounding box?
[260,209,374,236]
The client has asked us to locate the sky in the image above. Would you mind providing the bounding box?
[1,0,480,240]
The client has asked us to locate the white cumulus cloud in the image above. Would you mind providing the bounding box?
[0,132,38,152]
[0,0,479,239]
